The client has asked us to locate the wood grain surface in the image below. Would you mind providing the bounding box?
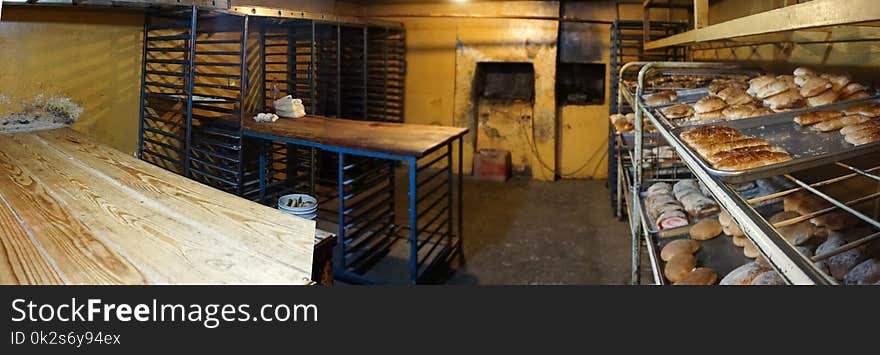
[243,115,468,157]
[0,128,315,285]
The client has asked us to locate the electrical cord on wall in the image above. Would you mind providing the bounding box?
[516,116,608,179]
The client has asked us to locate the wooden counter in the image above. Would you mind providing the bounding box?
[243,116,468,158]
[0,128,315,285]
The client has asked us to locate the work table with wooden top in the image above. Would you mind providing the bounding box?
[243,115,468,159]
[0,128,316,285]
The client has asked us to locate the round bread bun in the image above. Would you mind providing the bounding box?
[664,253,697,283]
[690,219,723,241]
[733,235,748,247]
[661,239,701,262]
[720,262,768,285]
[743,239,760,258]
[674,267,718,285]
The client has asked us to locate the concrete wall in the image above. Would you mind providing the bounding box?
[0,7,144,153]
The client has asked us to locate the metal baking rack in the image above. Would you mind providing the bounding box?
[631,61,880,285]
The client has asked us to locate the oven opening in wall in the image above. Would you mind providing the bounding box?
[474,62,535,101]
[556,63,605,106]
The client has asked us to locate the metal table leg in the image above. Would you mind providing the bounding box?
[458,138,465,266]
[258,141,267,203]
[335,152,346,275]
[408,157,418,284]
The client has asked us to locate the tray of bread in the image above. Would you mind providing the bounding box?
[671,99,880,183]
[641,180,721,238]
[653,67,877,129]
[717,177,880,285]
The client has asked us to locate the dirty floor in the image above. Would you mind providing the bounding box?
[359,176,632,285]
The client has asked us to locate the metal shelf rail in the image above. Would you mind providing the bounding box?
[629,61,880,285]
[138,7,407,201]
[608,21,687,216]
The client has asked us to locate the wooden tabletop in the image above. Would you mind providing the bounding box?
[243,116,468,158]
[0,128,316,285]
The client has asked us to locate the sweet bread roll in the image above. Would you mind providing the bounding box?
[661,103,695,120]
[794,75,812,87]
[750,270,785,285]
[799,76,832,98]
[661,239,700,262]
[748,75,777,95]
[690,219,722,241]
[733,235,748,247]
[674,267,718,285]
[783,190,813,213]
[724,222,745,238]
[743,239,760,258]
[843,102,880,117]
[793,110,843,126]
[840,114,872,126]
[694,96,727,113]
[776,75,797,87]
[763,88,805,110]
[720,262,768,285]
[811,117,847,132]
[769,211,814,246]
[664,253,697,283]
[713,151,792,171]
[844,258,880,285]
[806,89,838,107]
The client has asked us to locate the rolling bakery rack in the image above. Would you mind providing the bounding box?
[625,61,880,285]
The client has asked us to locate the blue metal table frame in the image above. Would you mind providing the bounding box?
[244,129,465,285]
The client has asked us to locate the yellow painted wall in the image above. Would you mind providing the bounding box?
[361,2,559,180]
[0,7,144,154]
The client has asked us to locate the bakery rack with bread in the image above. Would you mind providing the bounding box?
[629,62,880,285]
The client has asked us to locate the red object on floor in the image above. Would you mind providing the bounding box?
[473,149,511,182]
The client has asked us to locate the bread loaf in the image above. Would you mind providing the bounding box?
[821,73,851,92]
[694,96,727,113]
[645,92,674,106]
[769,211,815,246]
[674,267,718,285]
[840,82,865,98]
[843,102,880,117]
[816,236,866,280]
[680,125,743,143]
[799,76,832,98]
[843,90,870,101]
[844,127,880,146]
[661,239,701,261]
[717,86,753,106]
[793,110,843,126]
[763,88,805,110]
[693,137,769,158]
[733,235,748,247]
[664,253,697,283]
[720,262,768,285]
[661,103,695,120]
[793,67,815,77]
[743,239,760,258]
[811,117,847,132]
[756,79,792,99]
[805,89,838,107]
[713,151,792,171]
[844,258,880,285]
[839,120,880,135]
[707,145,786,164]
[690,219,723,241]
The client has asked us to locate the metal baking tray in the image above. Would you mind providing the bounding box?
[654,93,880,130]
[666,99,880,183]
[654,202,783,284]
[639,177,792,237]
[641,88,711,109]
